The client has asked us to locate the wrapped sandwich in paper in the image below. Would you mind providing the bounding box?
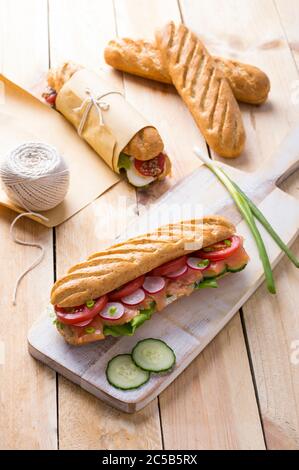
[43,62,171,187]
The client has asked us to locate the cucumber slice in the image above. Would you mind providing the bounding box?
[132,338,176,372]
[203,260,227,279]
[106,354,150,390]
[227,263,248,273]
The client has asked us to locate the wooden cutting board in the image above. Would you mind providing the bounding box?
[28,125,299,413]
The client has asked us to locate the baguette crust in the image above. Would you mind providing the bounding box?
[123,127,164,161]
[213,57,270,105]
[104,38,270,105]
[105,38,171,84]
[155,22,245,158]
[51,216,235,307]
[47,61,83,93]
[47,62,164,161]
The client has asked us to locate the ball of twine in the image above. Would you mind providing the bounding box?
[0,142,70,211]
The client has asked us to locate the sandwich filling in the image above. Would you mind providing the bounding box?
[53,235,249,344]
[118,152,167,187]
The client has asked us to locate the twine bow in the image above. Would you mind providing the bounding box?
[76,88,122,136]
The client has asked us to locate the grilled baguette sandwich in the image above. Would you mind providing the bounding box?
[51,216,249,345]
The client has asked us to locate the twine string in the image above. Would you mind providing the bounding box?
[10,212,49,306]
[0,142,70,305]
[75,88,123,136]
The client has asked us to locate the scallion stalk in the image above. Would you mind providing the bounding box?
[226,177,299,268]
[193,148,276,293]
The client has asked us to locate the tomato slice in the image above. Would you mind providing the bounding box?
[45,92,57,106]
[55,295,108,325]
[134,153,165,177]
[152,255,187,276]
[109,275,145,300]
[196,236,241,261]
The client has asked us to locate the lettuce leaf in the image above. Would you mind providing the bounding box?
[103,302,156,337]
[118,153,131,170]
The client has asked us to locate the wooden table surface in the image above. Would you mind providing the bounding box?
[1,0,299,450]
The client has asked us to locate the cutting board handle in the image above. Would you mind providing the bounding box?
[258,124,299,186]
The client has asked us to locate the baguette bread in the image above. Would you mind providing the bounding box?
[104,38,270,105]
[47,62,164,162]
[213,57,270,105]
[155,22,245,158]
[51,215,235,308]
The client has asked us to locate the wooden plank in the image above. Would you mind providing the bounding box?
[180,0,299,449]
[112,0,264,448]
[113,0,204,206]
[48,0,162,450]
[275,0,299,70]
[0,0,57,450]
[160,315,265,450]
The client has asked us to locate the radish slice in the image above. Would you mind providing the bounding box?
[143,276,166,294]
[100,302,125,320]
[166,265,188,279]
[187,257,210,271]
[121,288,145,306]
[73,319,93,327]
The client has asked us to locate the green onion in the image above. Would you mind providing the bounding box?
[86,300,95,309]
[109,306,117,316]
[197,259,210,268]
[228,178,299,268]
[85,327,95,334]
[193,148,276,294]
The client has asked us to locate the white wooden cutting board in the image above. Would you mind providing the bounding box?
[28,126,299,413]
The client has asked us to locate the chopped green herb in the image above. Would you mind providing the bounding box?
[197,259,210,268]
[86,300,95,309]
[85,327,96,334]
[109,306,117,316]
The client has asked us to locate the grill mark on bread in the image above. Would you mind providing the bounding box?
[181,38,197,89]
[174,28,188,65]
[208,77,222,129]
[200,66,214,110]
[190,52,206,98]
[196,52,208,83]
[218,102,228,143]
[185,42,201,90]
[232,117,238,150]
[166,22,175,50]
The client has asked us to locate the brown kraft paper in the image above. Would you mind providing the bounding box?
[56,69,152,173]
[0,74,119,227]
